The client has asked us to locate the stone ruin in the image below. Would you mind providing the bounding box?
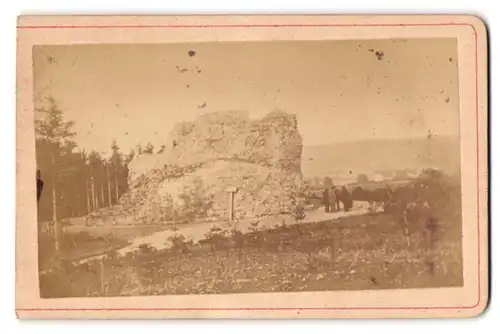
[111,110,303,224]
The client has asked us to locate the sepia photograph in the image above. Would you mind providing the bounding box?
[33,38,464,298]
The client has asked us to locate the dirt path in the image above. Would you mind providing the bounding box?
[74,201,370,264]
[115,201,370,255]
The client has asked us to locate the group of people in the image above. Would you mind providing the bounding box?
[322,185,353,213]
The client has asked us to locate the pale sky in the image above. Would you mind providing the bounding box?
[33,39,459,156]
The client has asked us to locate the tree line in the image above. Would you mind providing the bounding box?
[35,96,158,222]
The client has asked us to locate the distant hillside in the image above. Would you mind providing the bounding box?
[301,136,460,179]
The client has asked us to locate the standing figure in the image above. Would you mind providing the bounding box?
[341,186,353,212]
[322,188,330,213]
[36,169,44,203]
[329,186,338,212]
[335,187,342,211]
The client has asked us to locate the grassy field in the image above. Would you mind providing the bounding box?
[39,191,462,297]
[38,219,173,271]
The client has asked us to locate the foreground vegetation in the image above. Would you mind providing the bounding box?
[40,185,462,298]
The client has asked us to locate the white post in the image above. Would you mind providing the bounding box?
[229,192,234,222]
[225,186,238,224]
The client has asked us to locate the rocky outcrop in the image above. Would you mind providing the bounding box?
[115,110,303,224]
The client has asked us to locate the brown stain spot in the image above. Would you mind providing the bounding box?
[197,69,202,74]
[368,48,374,53]
[375,51,384,60]
[198,102,207,109]
[449,57,453,62]
[444,97,450,103]
[115,103,120,107]
[427,130,433,139]
[370,276,378,285]
[186,84,190,88]
[175,65,188,73]
[188,50,196,57]
[47,56,57,64]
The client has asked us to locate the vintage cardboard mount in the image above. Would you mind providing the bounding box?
[16,15,488,319]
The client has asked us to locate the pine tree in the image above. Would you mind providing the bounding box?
[34,96,76,252]
[110,140,124,204]
[88,150,102,211]
[81,150,91,215]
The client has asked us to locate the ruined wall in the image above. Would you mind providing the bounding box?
[115,110,303,224]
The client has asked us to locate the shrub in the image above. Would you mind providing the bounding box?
[293,203,306,221]
[167,234,193,253]
[352,186,368,201]
[203,226,230,251]
[249,220,261,232]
